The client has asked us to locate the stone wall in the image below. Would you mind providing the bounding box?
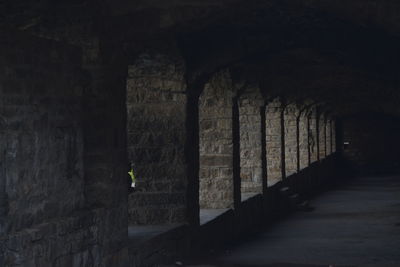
[318,114,327,160]
[127,54,188,224]
[332,120,337,153]
[1,33,85,234]
[284,104,298,177]
[266,99,283,186]
[0,117,6,240]
[326,119,332,155]
[199,70,234,209]
[81,40,129,266]
[239,86,263,194]
[0,30,105,267]
[299,112,309,170]
[308,108,319,164]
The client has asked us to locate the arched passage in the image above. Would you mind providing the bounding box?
[199,70,235,210]
[308,107,319,164]
[238,85,264,197]
[284,103,299,177]
[126,53,189,225]
[0,117,7,239]
[266,98,284,185]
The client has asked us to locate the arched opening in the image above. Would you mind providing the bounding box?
[284,103,299,177]
[126,53,189,228]
[198,70,235,223]
[266,98,284,186]
[238,85,264,199]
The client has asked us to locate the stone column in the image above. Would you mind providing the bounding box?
[260,105,268,194]
[199,70,234,209]
[318,113,327,160]
[326,119,332,155]
[284,103,298,177]
[83,60,129,265]
[186,88,201,225]
[298,111,309,170]
[308,107,319,164]
[81,34,130,266]
[266,99,283,186]
[238,86,263,195]
[232,97,241,208]
[332,120,337,153]
[0,118,8,236]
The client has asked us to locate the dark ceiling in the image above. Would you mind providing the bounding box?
[2,0,400,117]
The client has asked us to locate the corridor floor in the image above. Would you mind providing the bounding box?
[186,175,400,267]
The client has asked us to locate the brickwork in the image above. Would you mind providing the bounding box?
[266,99,283,186]
[126,54,188,224]
[239,86,263,194]
[0,33,84,233]
[0,117,6,238]
[199,70,234,209]
[299,112,309,170]
[332,120,337,153]
[0,31,106,266]
[3,1,400,266]
[319,114,327,160]
[81,42,129,266]
[308,108,319,164]
[284,104,298,177]
[326,119,332,155]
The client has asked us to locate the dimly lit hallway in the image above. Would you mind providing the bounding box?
[3,1,400,266]
[187,175,400,266]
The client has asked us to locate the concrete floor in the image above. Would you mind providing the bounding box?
[128,224,181,249]
[200,209,231,225]
[187,175,400,267]
[200,193,260,225]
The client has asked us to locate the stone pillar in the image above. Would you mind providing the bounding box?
[284,104,298,177]
[0,31,125,266]
[185,87,201,225]
[266,99,283,186]
[332,120,337,153]
[326,119,332,155]
[126,54,189,224]
[199,70,234,209]
[238,86,263,195]
[260,105,268,194]
[0,118,8,236]
[83,60,129,265]
[318,113,327,159]
[308,108,319,164]
[232,97,241,208]
[298,111,309,170]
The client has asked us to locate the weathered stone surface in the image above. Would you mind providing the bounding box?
[81,45,129,267]
[284,104,298,177]
[0,31,108,267]
[332,121,337,153]
[266,99,283,186]
[326,119,333,155]
[239,86,263,194]
[0,32,84,233]
[126,53,188,224]
[308,108,319,164]
[318,114,327,160]
[299,112,309,171]
[199,70,234,209]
